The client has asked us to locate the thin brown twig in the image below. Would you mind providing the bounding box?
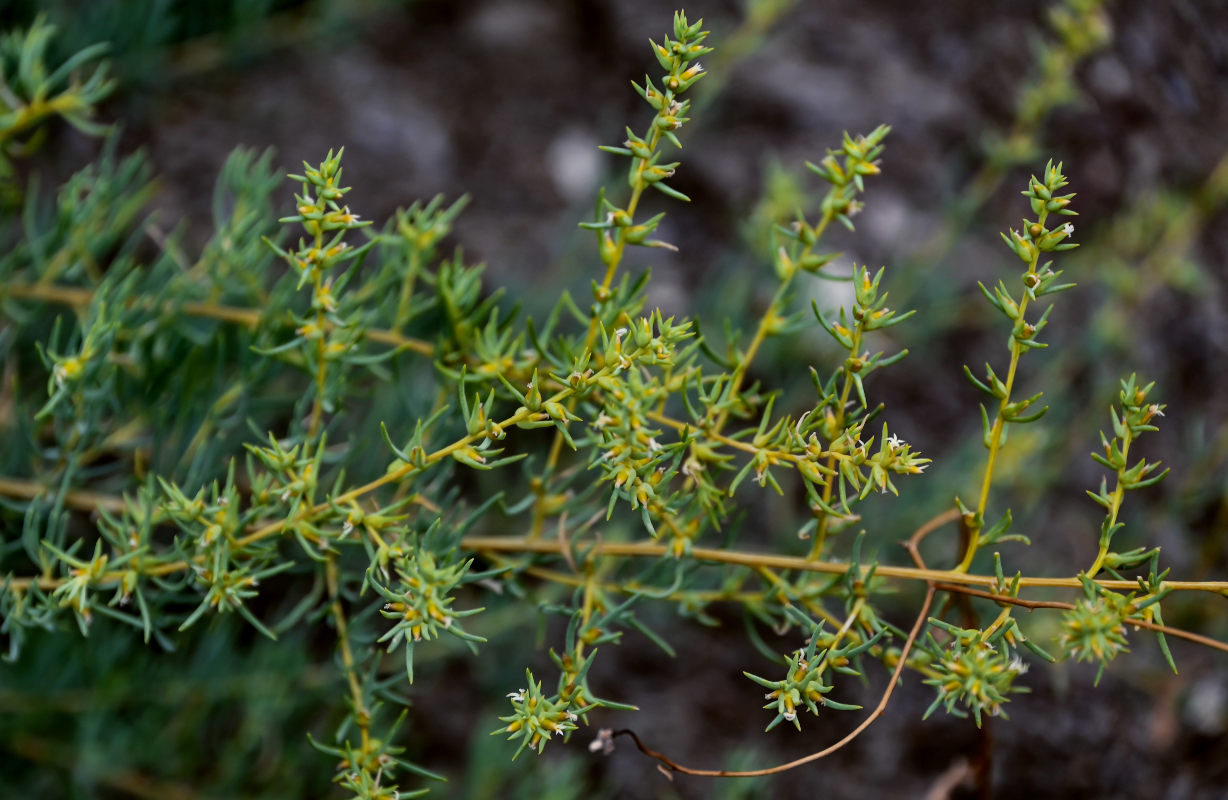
[615,585,937,777]
[905,509,989,798]
[905,508,962,568]
[611,508,959,778]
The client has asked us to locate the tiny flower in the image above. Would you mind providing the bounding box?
[53,356,83,388]
[589,728,615,755]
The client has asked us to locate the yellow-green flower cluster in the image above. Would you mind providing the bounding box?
[495,670,590,759]
[924,625,1029,727]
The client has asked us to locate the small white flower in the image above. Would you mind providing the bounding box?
[1062,222,1074,236]
[507,689,525,703]
[589,728,615,755]
[1007,654,1029,675]
[885,433,905,451]
[783,710,797,722]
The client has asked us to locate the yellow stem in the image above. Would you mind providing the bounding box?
[529,123,664,538]
[957,218,1046,573]
[1087,432,1132,578]
[326,556,369,754]
[460,536,1228,596]
[393,248,420,334]
[1,282,434,356]
[13,516,1228,599]
[711,209,835,436]
[308,272,327,438]
[809,323,864,560]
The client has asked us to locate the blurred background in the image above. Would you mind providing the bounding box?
[2,0,1227,797]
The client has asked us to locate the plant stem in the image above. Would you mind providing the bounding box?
[1,282,434,355]
[1087,432,1132,577]
[326,556,369,755]
[393,248,420,333]
[710,209,835,436]
[809,323,864,560]
[530,124,665,539]
[307,269,327,438]
[957,217,1046,573]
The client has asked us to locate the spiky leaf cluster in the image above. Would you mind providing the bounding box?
[372,535,486,683]
[495,670,590,759]
[1059,592,1130,681]
[744,610,882,732]
[923,624,1030,727]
